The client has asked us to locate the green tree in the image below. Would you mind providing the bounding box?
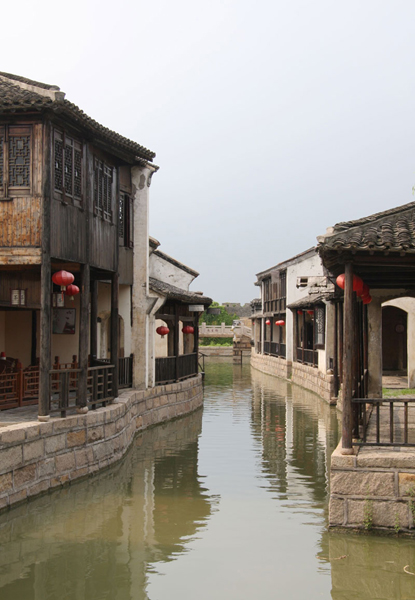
[199,301,239,326]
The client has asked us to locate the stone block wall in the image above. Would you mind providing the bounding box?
[0,375,203,512]
[291,361,336,404]
[330,442,415,532]
[251,351,336,404]
[250,352,291,380]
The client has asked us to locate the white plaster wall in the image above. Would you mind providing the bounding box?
[4,311,32,367]
[383,296,415,387]
[286,252,325,363]
[51,295,81,365]
[119,285,132,357]
[150,253,195,290]
[155,319,168,357]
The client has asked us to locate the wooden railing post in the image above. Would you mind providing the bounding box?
[16,360,23,407]
[342,262,354,454]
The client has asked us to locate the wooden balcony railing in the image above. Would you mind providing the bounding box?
[155,353,198,385]
[296,347,318,367]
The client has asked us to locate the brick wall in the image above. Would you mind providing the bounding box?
[0,375,203,512]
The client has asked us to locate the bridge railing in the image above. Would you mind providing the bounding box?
[199,323,233,337]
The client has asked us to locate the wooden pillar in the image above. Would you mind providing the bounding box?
[333,302,339,398]
[39,121,52,421]
[193,313,199,354]
[90,278,98,362]
[78,263,90,410]
[175,305,180,381]
[342,262,354,454]
[111,272,119,399]
[31,310,37,366]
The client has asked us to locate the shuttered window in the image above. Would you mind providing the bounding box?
[94,157,113,222]
[53,128,83,206]
[119,192,133,248]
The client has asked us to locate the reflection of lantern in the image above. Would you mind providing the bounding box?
[182,325,195,334]
[265,319,271,325]
[275,320,285,326]
[362,295,372,304]
[156,326,170,338]
[52,270,74,291]
[65,284,79,302]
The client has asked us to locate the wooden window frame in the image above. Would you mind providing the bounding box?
[53,128,83,208]
[119,192,134,248]
[0,125,32,198]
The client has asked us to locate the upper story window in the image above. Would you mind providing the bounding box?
[263,270,287,313]
[53,128,83,207]
[119,192,133,248]
[0,125,31,196]
[94,157,113,222]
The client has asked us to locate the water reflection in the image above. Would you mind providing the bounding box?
[0,409,216,600]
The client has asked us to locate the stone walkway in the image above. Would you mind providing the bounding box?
[0,405,39,425]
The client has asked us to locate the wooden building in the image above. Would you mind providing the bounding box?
[0,72,209,419]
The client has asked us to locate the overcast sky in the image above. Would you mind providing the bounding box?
[3,1,415,303]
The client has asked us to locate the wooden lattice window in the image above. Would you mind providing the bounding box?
[119,192,133,248]
[53,128,83,206]
[94,157,113,221]
[0,125,31,196]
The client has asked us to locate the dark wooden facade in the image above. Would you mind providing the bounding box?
[0,73,156,415]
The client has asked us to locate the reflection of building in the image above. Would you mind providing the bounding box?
[0,409,215,599]
[250,368,340,506]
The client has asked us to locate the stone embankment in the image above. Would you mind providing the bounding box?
[0,375,203,512]
[251,351,336,404]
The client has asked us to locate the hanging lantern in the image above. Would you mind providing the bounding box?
[52,270,74,291]
[336,274,345,289]
[307,310,314,316]
[182,325,195,334]
[297,310,303,315]
[156,326,170,338]
[362,295,372,305]
[336,273,364,295]
[65,284,79,302]
[360,283,370,299]
[353,276,364,295]
[275,320,285,326]
[265,319,271,325]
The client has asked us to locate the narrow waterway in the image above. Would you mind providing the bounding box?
[1,359,415,599]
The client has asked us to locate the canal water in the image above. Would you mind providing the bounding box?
[1,359,415,600]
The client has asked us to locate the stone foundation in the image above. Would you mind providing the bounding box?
[251,351,336,404]
[330,441,415,532]
[0,375,203,512]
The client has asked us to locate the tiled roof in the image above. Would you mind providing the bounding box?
[149,277,212,305]
[287,293,335,309]
[0,73,156,162]
[318,201,415,254]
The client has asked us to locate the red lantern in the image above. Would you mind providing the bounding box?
[52,270,74,291]
[275,320,285,326]
[65,284,79,303]
[307,310,314,316]
[156,326,170,338]
[297,310,303,315]
[353,276,364,295]
[265,319,271,325]
[336,274,345,289]
[182,325,195,334]
[360,283,370,299]
[362,295,372,304]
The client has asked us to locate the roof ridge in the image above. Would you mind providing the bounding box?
[0,72,59,91]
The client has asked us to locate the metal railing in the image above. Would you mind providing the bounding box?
[352,398,415,447]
